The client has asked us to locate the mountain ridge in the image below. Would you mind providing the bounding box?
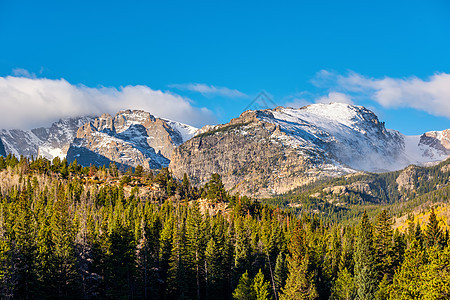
[67,109,198,170]
[0,104,448,197]
[170,103,449,197]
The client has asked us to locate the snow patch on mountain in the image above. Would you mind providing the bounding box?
[68,110,199,169]
[0,129,45,158]
[162,119,198,142]
[255,103,406,172]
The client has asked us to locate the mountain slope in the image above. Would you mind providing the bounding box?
[0,128,46,158]
[170,103,449,197]
[67,110,198,170]
[0,117,92,160]
[0,138,6,157]
[262,158,450,225]
[38,116,93,160]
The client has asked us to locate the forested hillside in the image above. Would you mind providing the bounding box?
[265,159,450,223]
[0,154,449,299]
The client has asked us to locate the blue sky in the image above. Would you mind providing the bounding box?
[0,0,450,134]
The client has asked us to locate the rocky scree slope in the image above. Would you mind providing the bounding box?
[170,103,450,198]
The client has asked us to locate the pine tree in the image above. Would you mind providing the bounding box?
[50,189,80,298]
[389,240,425,299]
[332,267,355,300]
[280,222,318,300]
[373,210,395,282]
[233,270,255,300]
[234,217,251,276]
[205,238,223,298]
[280,254,318,300]
[185,202,206,299]
[182,173,190,200]
[206,173,227,202]
[420,244,450,299]
[354,212,377,300]
[425,208,444,249]
[167,209,189,298]
[36,215,56,296]
[274,252,287,295]
[0,203,14,298]
[253,269,272,300]
[391,229,405,272]
[12,190,39,298]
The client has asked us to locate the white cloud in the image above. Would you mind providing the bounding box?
[284,98,311,108]
[169,83,248,98]
[283,91,353,108]
[316,92,353,105]
[12,68,36,78]
[0,76,216,129]
[314,70,450,119]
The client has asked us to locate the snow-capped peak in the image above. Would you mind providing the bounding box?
[254,103,442,173]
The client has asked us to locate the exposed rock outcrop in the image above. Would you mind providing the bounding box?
[170,103,449,197]
[38,117,93,160]
[68,110,198,170]
[419,129,450,158]
[0,117,92,160]
[396,166,418,192]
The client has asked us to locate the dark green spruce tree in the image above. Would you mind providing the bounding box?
[354,212,377,300]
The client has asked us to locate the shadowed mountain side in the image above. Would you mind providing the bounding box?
[72,110,195,170]
[66,144,131,171]
[0,139,5,157]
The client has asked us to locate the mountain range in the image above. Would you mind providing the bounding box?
[1,103,448,197]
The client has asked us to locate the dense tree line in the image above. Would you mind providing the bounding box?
[265,159,450,224]
[0,155,449,299]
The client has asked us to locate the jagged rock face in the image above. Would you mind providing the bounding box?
[419,129,450,158]
[258,104,407,172]
[396,166,418,192]
[38,117,93,160]
[171,104,378,197]
[68,110,197,170]
[169,103,447,198]
[0,117,92,160]
[0,129,46,158]
[170,119,342,198]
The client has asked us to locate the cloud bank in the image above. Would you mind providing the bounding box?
[284,91,353,109]
[315,71,450,118]
[0,76,216,129]
[316,92,353,105]
[169,83,248,98]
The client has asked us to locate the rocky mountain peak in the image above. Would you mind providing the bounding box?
[0,116,92,160]
[419,129,450,157]
[170,103,449,197]
[68,109,198,170]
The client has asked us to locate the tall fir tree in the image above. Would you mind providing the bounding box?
[354,212,377,300]
[273,252,287,296]
[233,270,255,300]
[253,269,272,300]
[373,210,395,282]
[332,267,355,300]
[185,202,206,299]
[389,240,425,299]
[425,208,445,249]
[280,222,318,300]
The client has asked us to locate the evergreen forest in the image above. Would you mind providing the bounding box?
[0,154,449,299]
